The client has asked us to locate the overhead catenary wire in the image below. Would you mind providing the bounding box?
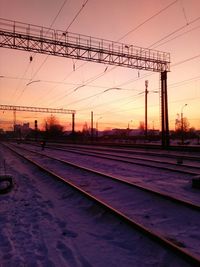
[3,1,199,131]
[32,1,90,106]
[31,61,89,106]
[149,16,200,48]
[74,53,200,122]
[70,15,200,112]
[13,0,69,104]
[65,0,89,32]
[56,49,200,112]
[62,4,199,114]
[55,50,200,125]
[47,66,116,107]
[117,0,179,42]
[11,60,32,102]
[39,0,178,107]
[55,8,199,113]
[153,24,200,49]
[42,0,187,112]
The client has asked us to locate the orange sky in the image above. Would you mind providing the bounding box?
[0,0,200,131]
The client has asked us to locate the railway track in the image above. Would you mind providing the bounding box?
[22,142,200,175]
[23,142,200,203]
[47,144,200,176]
[3,142,200,265]
[42,143,200,161]
[2,145,185,266]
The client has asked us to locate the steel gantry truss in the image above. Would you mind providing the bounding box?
[0,105,76,133]
[0,18,170,147]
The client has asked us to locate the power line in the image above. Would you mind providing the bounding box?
[153,24,200,49]
[118,0,178,42]
[13,0,69,104]
[64,52,200,113]
[43,0,178,106]
[12,60,32,102]
[172,54,200,67]
[49,0,69,29]
[26,0,178,109]
[149,16,200,48]
[73,53,200,115]
[30,0,89,89]
[25,0,69,80]
[32,1,90,106]
[53,50,200,112]
[74,13,200,110]
[65,0,89,32]
[45,2,183,107]
[47,66,116,107]
[6,0,199,121]
[76,16,200,111]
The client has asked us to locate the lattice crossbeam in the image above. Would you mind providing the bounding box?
[0,18,170,72]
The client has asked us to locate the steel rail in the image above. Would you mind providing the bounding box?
[9,143,200,212]
[3,143,200,267]
[67,144,200,162]
[41,144,200,176]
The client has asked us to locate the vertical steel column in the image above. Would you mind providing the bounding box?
[72,113,75,135]
[91,111,94,142]
[13,109,16,131]
[145,80,148,141]
[160,71,169,148]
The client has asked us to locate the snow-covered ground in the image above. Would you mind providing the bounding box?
[0,143,199,266]
[25,143,200,205]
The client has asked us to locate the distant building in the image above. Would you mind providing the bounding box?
[14,123,31,137]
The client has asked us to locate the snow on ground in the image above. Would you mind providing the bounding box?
[0,143,198,266]
[12,143,200,258]
[25,143,200,206]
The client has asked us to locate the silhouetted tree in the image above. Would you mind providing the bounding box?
[175,117,190,133]
[138,121,145,131]
[44,115,64,139]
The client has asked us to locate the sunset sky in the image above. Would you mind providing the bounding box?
[0,0,200,132]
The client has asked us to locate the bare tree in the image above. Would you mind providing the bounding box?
[44,115,64,138]
[138,121,145,132]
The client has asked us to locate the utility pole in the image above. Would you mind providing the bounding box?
[145,80,148,141]
[91,111,94,143]
[13,109,16,132]
[34,119,38,141]
[72,112,75,142]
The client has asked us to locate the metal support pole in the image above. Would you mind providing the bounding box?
[72,113,75,142]
[13,109,16,131]
[34,119,38,141]
[72,113,75,134]
[91,111,94,142]
[145,80,148,141]
[160,71,169,148]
